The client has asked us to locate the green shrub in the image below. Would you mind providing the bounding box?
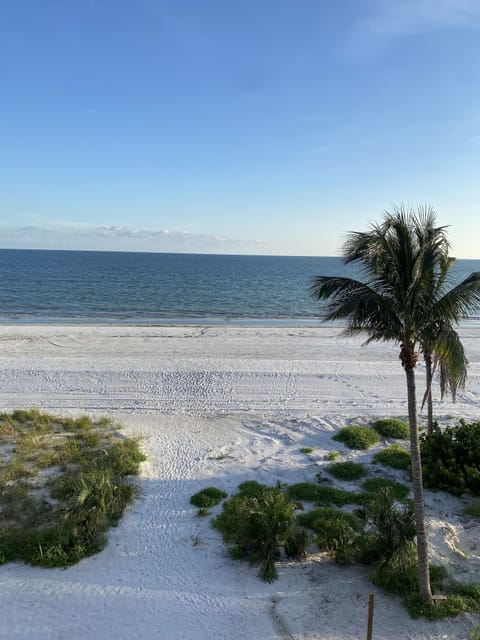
[333,426,380,450]
[318,486,360,506]
[372,418,409,439]
[471,626,480,640]
[405,586,480,620]
[284,528,309,559]
[465,500,480,518]
[371,556,423,597]
[212,485,297,582]
[296,507,361,532]
[315,518,358,563]
[357,488,416,562]
[370,557,479,620]
[190,487,227,508]
[300,447,313,454]
[296,507,361,562]
[287,482,322,502]
[421,421,480,495]
[327,450,340,461]
[237,480,268,497]
[325,461,367,481]
[370,559,447,598]
[360,477,410,502]
[374,444,411,470]
[0,525,18,564]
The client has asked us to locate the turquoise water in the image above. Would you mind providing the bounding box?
[0,249,479,325]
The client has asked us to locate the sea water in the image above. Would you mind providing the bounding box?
[0,249,479,325]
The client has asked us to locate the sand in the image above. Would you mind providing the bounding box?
[0,324,479,639]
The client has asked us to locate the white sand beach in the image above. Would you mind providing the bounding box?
[0,324,479,640]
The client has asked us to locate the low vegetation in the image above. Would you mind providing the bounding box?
[360,477,410,502]
[194,415,480,620]
[325,461,367,481]
[299,447,313,454]
[372,418,409,439]
[0,410,146,567]
[372,560,480,620]
[332,426,380,450]
[373,444,411,470]
[326,450,340,461]
[421,421,480,496]
[212,483,301,582]
[190,487,227,508]
[465,501,480,518]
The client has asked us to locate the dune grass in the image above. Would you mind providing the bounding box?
[325,461,368,481]
[372,418,409,439]
[373,444,411,470]
[332,426,380,450]
[0,409,146,567]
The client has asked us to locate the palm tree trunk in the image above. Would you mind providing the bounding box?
[402,344,433,603]
[425,353,434,435]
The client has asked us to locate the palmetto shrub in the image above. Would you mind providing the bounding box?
[212,484,297,582]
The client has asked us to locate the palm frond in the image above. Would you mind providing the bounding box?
[431,272,480,322]
[310,276,402,340]
[433,326,468,399]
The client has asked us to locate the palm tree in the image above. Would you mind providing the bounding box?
[416,247,480,434]
[420,319,468,435]
[310,206,480,603]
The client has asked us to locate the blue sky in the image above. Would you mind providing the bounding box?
[1,0,480,256]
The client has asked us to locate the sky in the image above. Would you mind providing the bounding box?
[1,0,480,257]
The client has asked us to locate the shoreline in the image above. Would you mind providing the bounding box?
[1,317,480,328]
[0,325,479,639]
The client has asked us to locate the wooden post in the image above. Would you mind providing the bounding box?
[366,592,374,640]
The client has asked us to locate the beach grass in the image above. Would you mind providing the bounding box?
[332,426,380,450]
[325,461,367,481]
[0,410,146,567]
[372,418,409,439]
[373,444,411,470]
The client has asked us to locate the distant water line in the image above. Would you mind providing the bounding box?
[0,249,479,326]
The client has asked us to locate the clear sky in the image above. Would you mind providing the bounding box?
[1,0,480,257]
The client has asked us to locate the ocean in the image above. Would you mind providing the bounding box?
[0,249,479,325]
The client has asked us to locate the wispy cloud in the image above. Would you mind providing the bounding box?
[349,0,480,56]
[0,224,266,254]
[366,0,480,37]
